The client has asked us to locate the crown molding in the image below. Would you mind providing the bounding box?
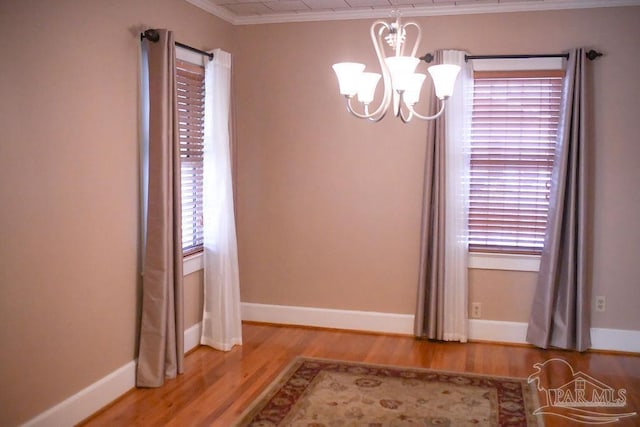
[186,0,640,25]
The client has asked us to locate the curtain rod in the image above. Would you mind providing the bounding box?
[420,50,602,63]
[465,53,569,61]
[466,50,603,62]
[140,29,214,61]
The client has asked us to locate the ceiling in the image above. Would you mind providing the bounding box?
[185,0,640,25]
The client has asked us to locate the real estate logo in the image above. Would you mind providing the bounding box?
[528,358,637,424]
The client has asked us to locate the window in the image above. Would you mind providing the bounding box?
[469,70,564,254]
[176,59,205,255]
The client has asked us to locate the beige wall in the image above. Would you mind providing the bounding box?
[234,20,429,314]
[468,270,538,322]
[234,7,640,329]
[0,0,232,425]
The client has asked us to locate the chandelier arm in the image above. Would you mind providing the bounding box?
[403,22,421,58]
[367,110,388,123]
[345,97,386,121]
[398,107,413,123]
[408,99,447,121]
[364,103,386,122]
[345,97,372,119]
[395,92,414,123]
[364,104,389,122]
[395,92,405,120]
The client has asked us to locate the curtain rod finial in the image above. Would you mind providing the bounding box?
[586,49,603,61]
[420,53,434,63]
[142,29,160,42]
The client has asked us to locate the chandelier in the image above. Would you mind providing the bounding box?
[332,14,460,123]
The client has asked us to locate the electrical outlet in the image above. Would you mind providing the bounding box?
[595,296,606,312]
[471,302,481,319]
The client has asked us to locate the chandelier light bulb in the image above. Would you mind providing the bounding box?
[403,73,427,106]
[332,62,365,97]
[428,64,461,100]
[357,72,382,104]
[384,56,420,92]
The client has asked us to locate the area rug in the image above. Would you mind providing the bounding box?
[234,357,543,426]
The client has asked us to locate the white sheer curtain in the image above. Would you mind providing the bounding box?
[442,50,472,342]
[415,50,472,342]
[200,49,242,351]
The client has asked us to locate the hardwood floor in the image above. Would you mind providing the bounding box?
[80,322,640,426]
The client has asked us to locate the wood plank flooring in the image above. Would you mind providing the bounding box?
[80,322,640,426]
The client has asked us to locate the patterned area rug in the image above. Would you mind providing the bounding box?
[234,357,543,426]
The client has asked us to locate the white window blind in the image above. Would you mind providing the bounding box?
[469,71,564,254]
[176,59,205,255]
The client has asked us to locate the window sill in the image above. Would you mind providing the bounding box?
[183,252,203,276]
[468,252,540,272]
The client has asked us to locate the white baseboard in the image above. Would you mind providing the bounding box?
[591,327,640,353]
[468,319,529,343]
[23,324,203,427]
[241,302,415,335]
[185,321,203,353]
[468,319,640,353]
[242,303,640,353]
[22,361,136,427]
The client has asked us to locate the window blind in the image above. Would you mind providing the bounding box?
[469,71,564,254]
[176,59,205,255]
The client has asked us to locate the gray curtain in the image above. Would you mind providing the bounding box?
[415,52,447,340]
[137,29,185,387]
[526,48,591,352]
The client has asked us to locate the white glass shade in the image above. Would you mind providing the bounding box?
[428,64,461,100]
[384,56,420,92]
[332,62,365,97]
[403,73,426,106]
[357,72,381,104]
